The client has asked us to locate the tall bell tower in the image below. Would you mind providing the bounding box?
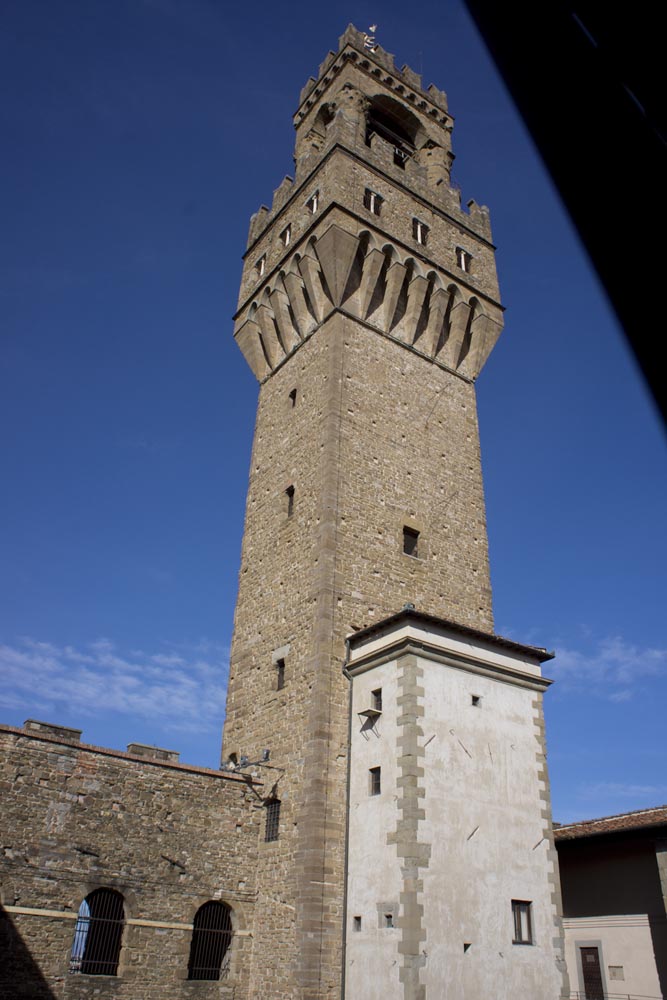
[223,25,506,999]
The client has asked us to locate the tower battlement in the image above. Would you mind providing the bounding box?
[245,24,493,257]
[236,28,503,387]
[297,25,449,117]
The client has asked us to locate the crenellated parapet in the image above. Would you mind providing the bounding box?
[244,26,494,258]
[234,222,502,383]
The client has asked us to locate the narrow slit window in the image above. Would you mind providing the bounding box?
[371,688,383,712]
[306,190,319,214]
[280,225,291,247]
[403,526,419,557]
[353,916,362,932]
[285,485,295,517]
[369,766,381,796]
[412,218,429,246]
[363,188,382,216]
[289,388,297,407]
[276,658,285,691]
[456,247,472,272]
[255,255,266,277]
[471,694,481,707]
[384,912,394,928]
[265,798,281,842]
[511,900,533,944]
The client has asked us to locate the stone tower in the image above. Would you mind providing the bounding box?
[223,25,506,999]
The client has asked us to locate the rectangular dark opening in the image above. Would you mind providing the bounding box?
[289,388,297,407]
[403,526,419,557]
[371,688,382,711]
[285,485,295,517]
[471,694,481,707]
[384,912,394,928]
[363,188,382,215]
[353,916,362,932]
[369,766,381,796]
[276,658,285,691]
[512,900,533,944]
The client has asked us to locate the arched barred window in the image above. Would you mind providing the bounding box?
[187,901,233,981]
[69,888,125,976]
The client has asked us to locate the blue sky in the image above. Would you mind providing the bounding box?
[1,0,665,823]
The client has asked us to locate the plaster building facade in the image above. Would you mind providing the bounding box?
[556,806,667,999]
[345,611,566,1000]
[1,25,568,1000]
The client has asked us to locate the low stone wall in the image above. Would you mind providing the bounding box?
[0,724,260,999]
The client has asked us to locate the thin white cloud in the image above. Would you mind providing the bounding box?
[0,637,229,734]
[578,781,667,801]
[548,634,667,700]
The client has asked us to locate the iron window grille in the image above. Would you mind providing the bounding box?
[187,901,233,981]
[511,900,533,944]
[69,888,125,976]
[265,798,281,841]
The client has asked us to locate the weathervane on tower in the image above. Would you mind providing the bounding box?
[363,24,378,51]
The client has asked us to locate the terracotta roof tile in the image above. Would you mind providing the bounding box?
[554,805,667,841]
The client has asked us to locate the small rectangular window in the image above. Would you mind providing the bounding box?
[403,526,419,557]
[371,688,382,711]
[280,225,291,247]
[285,485,295,517]
[412,219,429,246]
[384,913,394,928]
[456,247,472,272]
[369,766,381,796]
[511,900,533,944]
[471,694,481,707]
[289,388,297,407]
[306,190,319,214]
[276,658,285,690]
[353,916,362,932]
[265,799,281,842]
[255,255,266,277]
[363,188,382,216]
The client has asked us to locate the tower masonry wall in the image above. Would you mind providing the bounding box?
[223,305,494,996]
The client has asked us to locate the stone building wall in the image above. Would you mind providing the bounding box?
[0,723,259,1000]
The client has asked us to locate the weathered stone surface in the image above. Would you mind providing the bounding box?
[0,725,258,1000]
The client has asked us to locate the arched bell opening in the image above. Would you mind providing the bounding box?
[365,95,425,168]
